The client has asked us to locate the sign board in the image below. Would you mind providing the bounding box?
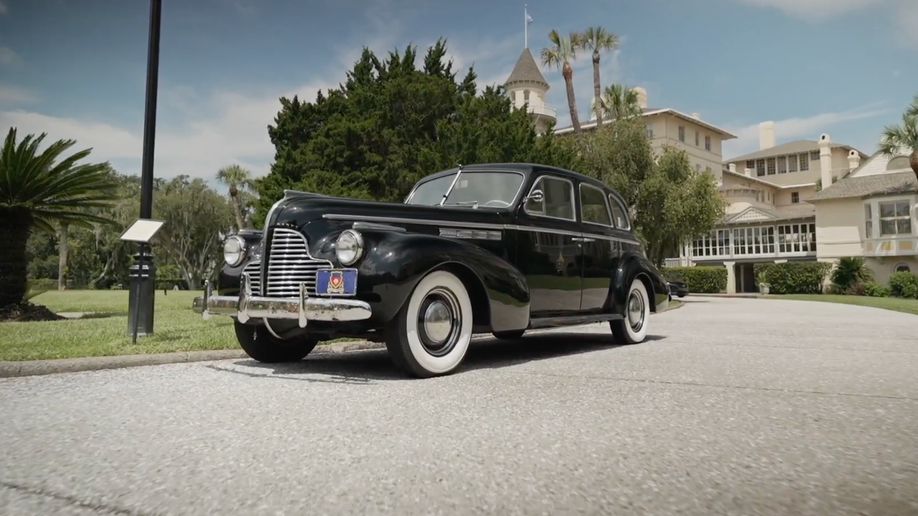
[119,219,165,244]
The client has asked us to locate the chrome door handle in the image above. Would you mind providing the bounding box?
[571,237,595,242]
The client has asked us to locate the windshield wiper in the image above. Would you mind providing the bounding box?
[439,164,463,206]
[442,201,479,208]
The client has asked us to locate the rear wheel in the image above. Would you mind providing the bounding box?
[384,270,473,378]
[610,278,651,344]
[234,320,318,363]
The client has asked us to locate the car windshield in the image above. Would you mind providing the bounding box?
[405,171,524,208]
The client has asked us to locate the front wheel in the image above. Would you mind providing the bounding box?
[384,270,474,378]
[610,278,651,344]
[234,321,318,363]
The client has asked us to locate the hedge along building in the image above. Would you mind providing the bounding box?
[668,124,870,294]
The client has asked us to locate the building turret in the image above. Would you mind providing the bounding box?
[504,48,556,134]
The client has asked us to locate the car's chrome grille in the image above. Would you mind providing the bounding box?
[263,228,332,298]
[242,260,263,296]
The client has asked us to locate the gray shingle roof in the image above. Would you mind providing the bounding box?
[724,139,867,163]
[807,171,918,202]
[504,48,549,89]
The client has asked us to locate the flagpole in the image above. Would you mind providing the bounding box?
[524,6,533,48]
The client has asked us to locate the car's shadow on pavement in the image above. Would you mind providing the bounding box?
[220,332,666,382]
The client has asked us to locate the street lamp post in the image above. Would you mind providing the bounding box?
[127,0,163,338]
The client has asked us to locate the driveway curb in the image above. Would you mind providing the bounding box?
[0,340,386,379]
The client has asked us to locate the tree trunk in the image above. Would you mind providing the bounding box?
[910,150,918,182]
[592,50,602,129]
[58,222,69,290]
[231,195,245,231]
[0,208,34,307]
[563,62,581,134]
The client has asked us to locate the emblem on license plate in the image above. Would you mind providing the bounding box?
[327,270,345,294]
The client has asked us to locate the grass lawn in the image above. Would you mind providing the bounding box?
[0,290,239,362]
[773,294,918,317]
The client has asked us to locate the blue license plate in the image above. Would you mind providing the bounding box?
[315,268,358,295]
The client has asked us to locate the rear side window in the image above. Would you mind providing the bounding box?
[608,194,630,230]
[579,184,612,226]
[524,176,575,221]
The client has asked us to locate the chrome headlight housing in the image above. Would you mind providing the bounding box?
[223,235,246,266]
[335,230,364,266]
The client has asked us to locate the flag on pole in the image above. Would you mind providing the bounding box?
[526,13,533,24]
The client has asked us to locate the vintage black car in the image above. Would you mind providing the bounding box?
[193,163,671,377]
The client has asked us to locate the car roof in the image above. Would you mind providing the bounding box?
[420,163,623,200]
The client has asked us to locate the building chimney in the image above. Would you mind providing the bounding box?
[729,163,737,173]
[759,121,775,150]
[632,86,647,109]
[691,112,701,120]
[848,149,860,171]
[744,168,753,177]
[819,134,833,188]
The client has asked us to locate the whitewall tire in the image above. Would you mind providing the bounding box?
[384,270,474,378]
[610,278,650,344]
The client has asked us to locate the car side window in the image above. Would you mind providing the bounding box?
[579,184,612,226]
[608,194,631,230]
[524,176,575,221]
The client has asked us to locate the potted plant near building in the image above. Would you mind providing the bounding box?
[757,272,770,295]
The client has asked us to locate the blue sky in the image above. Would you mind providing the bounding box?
[0,0,916,184]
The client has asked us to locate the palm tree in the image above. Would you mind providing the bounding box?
[601,84,643,121]
[542,29,584,135]
[0,128,118,307]
[878,93,918,181]
[577,27,619,128]
[58,222,69,290]
[216,164,253,231]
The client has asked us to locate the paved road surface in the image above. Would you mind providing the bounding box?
[2,297,917,516]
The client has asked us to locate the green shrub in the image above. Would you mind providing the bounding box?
[888,271,918,299]
[753,262,832,294]
[661,266,727,293]
[830,256,873,293]
[864,281,890,298]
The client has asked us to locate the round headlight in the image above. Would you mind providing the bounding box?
[223,235,246,266]
[335,230,364,266]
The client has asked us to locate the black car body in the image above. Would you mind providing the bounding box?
[668,280,689,298]
[193,163,670,377]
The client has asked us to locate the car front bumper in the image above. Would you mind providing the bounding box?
[192,273,372,327]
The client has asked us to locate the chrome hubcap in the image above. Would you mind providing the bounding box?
[417,287,461,357]
[628,290,645,332]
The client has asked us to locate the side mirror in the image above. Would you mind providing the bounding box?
[525,190,544,204]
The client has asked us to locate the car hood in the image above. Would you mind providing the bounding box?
[267,190,509,230]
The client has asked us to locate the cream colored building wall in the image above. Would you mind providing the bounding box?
[866,257,918,284]
[726,147,854,187]
[813,198,865,259]
[646,113,726,182]
[774,184,817,206]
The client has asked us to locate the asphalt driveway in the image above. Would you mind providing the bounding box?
[1,297,916,516]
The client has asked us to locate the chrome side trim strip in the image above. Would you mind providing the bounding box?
[321,214,642,245]
[439,228,502,241]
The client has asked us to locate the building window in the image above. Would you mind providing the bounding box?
[777,156,787,174]
[645,123,654,138]
[691,229,731,257]
[523,90,530,103]
[705,135,711,151]
[695,164,701,172]
[766,158,776,175]
[799,153,810,171]
[732,226,776,256]
[777,223,817,254]
[791,191,799,204]
[810,150,820,161]
[678,126,685,142]
[879,200,912,236]
[788,154,798,172]
[695,131,699,146]
[510,91,516,103]
[865,204,873,239]
[756,159,766,177]
[746,160,755,171]
[894,263,911,273]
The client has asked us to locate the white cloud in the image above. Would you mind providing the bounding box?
[0,46,20,65]
[721,104,890,159]
[0,83,37,104]
[0,1,7,15]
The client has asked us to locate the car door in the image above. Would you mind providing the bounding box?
[513,173,583,318]
[576,182,618,314]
